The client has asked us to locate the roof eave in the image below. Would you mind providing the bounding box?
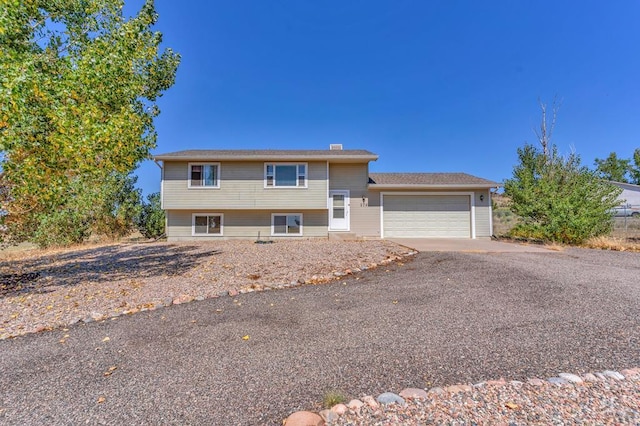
[154,154,379,162]
[369,183,501,189]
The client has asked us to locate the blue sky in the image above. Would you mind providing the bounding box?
[131,0,640,195]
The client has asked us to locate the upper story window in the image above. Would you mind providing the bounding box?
[188,163,220,188]
[265,163,307,188]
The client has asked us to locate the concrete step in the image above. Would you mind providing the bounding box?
[328,232,359,241]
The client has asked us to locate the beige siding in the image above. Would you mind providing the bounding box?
[162,161,328,210]
[362,189,383,237]
[329,163,380,237]
[474,189,492,238]
[166,210,328,241]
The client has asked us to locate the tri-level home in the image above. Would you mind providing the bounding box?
[154,146,499,241]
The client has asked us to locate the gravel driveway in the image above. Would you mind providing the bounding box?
[1,248,639,424]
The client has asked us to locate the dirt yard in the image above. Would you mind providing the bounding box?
[0,240,409,339]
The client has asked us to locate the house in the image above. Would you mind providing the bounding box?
[610,181,640,207]
[154,146,499,241]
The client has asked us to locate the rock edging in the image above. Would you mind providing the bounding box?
[283,367,640,425]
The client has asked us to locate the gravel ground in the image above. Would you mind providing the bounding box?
[0,239,405,338]
[0,246,638,424]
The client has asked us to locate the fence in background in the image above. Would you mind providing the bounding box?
[492,207,640,241]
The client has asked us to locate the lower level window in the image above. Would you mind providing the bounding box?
[272,214,302,236]
[193,214,223,235]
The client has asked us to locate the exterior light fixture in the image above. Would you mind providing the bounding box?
[479,194,484,202]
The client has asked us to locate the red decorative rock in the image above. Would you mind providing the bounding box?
[172,294,193,305]
[331,403,348,415]
[582,373,599,382]
[284,411,323,426]
[399,388,428,399]
[362,395,379,409]
[347,399,364,410]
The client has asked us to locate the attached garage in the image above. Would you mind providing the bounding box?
[382,193,473,238]
[368,173,499,240]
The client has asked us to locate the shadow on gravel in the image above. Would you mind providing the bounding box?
[0,244,219,298]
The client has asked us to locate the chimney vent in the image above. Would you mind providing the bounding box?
[330,144,343,150]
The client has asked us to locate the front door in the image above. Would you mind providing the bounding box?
[329,190,350,231]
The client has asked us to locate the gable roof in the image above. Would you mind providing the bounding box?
[154,149,378,163]
[368,172,499,189]
[610,181,640,192]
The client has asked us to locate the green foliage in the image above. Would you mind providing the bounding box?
[593,149,640,185]
[504,144,621,244]
[631,148,640,185]
[322,390,347,408]
[26,172,140,247]
[0,0,180,246]
[32,207,91,248]
[594,152,631,183]
[136,192,164,239]
[93,173,142,239]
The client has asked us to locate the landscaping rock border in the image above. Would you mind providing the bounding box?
[284,367,640,425]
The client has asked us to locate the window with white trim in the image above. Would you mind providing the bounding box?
[188,163,219,188]
[265,163,307,188]
[192,214,223,235]
[271,214,302,236]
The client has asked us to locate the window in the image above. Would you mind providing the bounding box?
[189,163,219,188]
[271,214,302,236]
[192,214,223,235]
[265,163,307,188]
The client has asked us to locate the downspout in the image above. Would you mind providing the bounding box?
[153,159,164,208]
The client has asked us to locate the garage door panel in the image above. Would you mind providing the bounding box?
[384,196,469,212]
[383,195,471,238]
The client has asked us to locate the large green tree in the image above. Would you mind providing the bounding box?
[0,0,179,246]
[504,144,621,244]
[630,148,640,185]
[594,152,631,183]
[136,191,164,239]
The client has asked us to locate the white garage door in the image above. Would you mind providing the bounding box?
[383,194,471,238]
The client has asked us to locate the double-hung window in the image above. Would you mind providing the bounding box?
[265,163,307,188]
[189,163,219,188]
[271,214,302,236]
[192,213,223,236]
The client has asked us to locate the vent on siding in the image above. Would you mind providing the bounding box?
[330,144,343,150]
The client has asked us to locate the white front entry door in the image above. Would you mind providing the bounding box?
[329,190,350,231]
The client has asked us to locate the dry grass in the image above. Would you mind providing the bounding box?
[543,242,565,251]
[0,241,122,262]
[584,236,640,252]
[0,231,151,262]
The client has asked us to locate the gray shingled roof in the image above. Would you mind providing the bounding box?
[610,181,640,191]
[154,149,378,161]
[369,173,499,187]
